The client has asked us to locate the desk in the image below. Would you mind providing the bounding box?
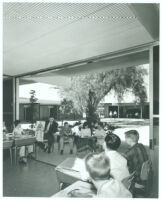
[3,139,14,165]
[52,180,96,197]
[56,157,82,189]
[14,136,36,164]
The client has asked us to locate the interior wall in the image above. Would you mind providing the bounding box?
[3,78,14,131]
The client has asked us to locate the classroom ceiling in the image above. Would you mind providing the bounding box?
[3,3,159,78]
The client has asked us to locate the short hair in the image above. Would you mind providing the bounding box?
[104,134,121,150]
[98,122,103,127]
[83,122,88,129]
[125,130,139,143]
[14,120,21,127]
[64,122,68,126]
[85,153,111,180]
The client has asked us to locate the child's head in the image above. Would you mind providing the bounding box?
[64,122,69,128]
[85,153,111,181]
[97,122,103,130]
[14,120,21,128]
[125,130,139,146]
[37,123,43,130]
[83,122,88,129]
[103,133,121,151]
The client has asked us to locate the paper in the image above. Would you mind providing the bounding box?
[72,158,90,181]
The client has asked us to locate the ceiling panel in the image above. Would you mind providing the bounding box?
[3,3,155,76]
[22,50,149,87]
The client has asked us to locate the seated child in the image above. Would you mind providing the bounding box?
[85,153,132,198]
[94,122,106,152]
[80,122,91,137]
[35,122,46,151]
[13,120,34,164]
[124,130,149,184]
[103,134,130,181]
[59,122,74,155]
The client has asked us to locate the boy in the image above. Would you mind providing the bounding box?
[124,130,149,184]
[59,122,73,155]
[103,133,130,181]
[94,122,106,152]
[85,153,132,198]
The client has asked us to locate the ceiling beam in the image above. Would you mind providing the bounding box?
[15,41,158,78]
[129,4,159,41]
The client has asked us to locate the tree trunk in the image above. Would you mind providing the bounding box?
[86,90,99,129]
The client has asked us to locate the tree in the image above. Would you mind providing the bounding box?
[59,98,76,123]
[61,65,148,126]
[29,90,38,125]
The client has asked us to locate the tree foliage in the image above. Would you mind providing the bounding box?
[60,65,148,124]
[29,90,38,124]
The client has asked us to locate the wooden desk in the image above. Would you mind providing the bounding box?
[52,180,96,197]
[14,136,36,164]
[3,139,14,165]
[56,157,82,189]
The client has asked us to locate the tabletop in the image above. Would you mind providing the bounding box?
[52,180,96,197]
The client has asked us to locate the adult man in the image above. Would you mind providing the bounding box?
[59,122,73,155]
[103,133,130,181]
[44,116,58,153]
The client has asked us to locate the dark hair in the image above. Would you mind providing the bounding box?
[83,122,88,129]
[125,130,139,142]
[64,122,68,126]
[85,153,111,180]
[98,122,103,127]
[14,120,21,127]
[105,133,121,150]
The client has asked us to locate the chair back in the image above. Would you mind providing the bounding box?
[122,172,135,191]
[140,160,152,181]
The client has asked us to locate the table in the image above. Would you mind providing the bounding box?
[52,181,96,197]
[14,136,37,164]
[56,157,82,189]
[3,139,14,165]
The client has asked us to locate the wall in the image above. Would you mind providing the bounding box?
[3,78,14,131]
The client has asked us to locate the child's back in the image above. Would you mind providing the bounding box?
[97,178,132,198]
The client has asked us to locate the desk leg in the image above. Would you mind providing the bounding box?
[9,148,12,165]
[56,171,62,191]
[15,147,17,165]
[34,143,37,159]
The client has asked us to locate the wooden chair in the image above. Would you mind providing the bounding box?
[122,172,135,194]
[134,160,152,197]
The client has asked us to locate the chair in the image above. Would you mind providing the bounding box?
[122,172,135,194]
[134,160,152,197]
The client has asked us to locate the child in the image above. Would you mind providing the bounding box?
[124,130,149,184]
[85,153,132,198]
[80,122,91,137]
[13,120,34,164]
[103,134,130,181]
[59,122,73,155]
[35,122,46,151]
[94,122,106,152]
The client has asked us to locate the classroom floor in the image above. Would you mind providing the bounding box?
[3,151,60,197]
